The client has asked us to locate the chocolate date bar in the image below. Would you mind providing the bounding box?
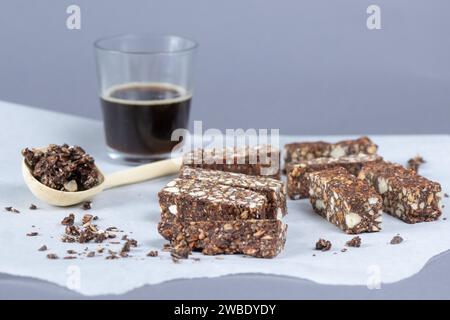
[284,136,378,163]
[158,211,287,258]
[307,167,383,234]
[158,178,269,221]
[358,162,442,223]
[183,145,280,179]
[180,166,287,218]
[287,154,382,200]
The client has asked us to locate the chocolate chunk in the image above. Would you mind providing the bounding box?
[4,207,20,213]
[26,232,38,237]
[315,238,332,251]
[407,155,426,172]
[82,201,92,210]
[66,249,77,254]
[147,250,158,257]
[346,236,362,248]
[390,235,404,245]
[46,253,59,259]
[29,204,37,210]
[61,213,75,226]
[38,245,48,251]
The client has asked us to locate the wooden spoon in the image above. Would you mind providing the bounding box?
[22,152,182,207]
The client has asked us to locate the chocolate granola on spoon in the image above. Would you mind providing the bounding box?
[22,143,181,207]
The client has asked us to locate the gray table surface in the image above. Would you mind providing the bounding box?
[1,249,450,299]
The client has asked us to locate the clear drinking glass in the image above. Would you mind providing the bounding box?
[94,34,197,163]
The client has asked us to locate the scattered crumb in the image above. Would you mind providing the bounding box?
[191,257,200,262]
[26,232,38,237]
[63,256,77,260]
[215,256,224,260]
[390,235,404,245]
[147,250,158,257]
[29,204,37,210]
[315,238,332,251]
[341,248,347,253]
[38,245,48,252]
[445,193,449,198]
[105,254,119,260]
[443,217,447,221]
[87,251,95,258]
[346,236,361,248]
[81,214,93,225]
[162,243,171,252]
[171,243,190,259]
[66,250,77,254]
[61,213,75,226]
[407,155,425,172]
[4,207,20,213]
[46,253,59,260]
[119,252,129,258]
[82,201,92,210]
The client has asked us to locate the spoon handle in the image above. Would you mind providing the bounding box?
[104,157,182,189]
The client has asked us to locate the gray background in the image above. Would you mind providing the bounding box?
[0,0,449,134]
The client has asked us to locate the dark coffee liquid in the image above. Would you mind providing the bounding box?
[100,83,191,156]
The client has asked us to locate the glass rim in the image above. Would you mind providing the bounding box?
[94,34,198,55]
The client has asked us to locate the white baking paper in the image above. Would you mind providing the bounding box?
[0,100,449,296]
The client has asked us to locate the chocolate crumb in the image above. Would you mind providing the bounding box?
[407,155,425,172]
[38,245,48,251]
[27,232,38,237]
[390,235,404,245]
[171,242,191,259]
[61,213,75,226]
[4,207,20,213]
[87,251,95,257]
[121,241,131,254]
[341,248,347,253]
[63,256,77,260]
[346,236,361,248]
[81,214,93,225]
[315,238,332,251]
[443,217,447,221]
[97,247,104,253]
[121,235,128,241]
[66,249,77,254]
[191,257,201,262]
[29,204,37,210]
[147,250,158,257]
[82,201,92,210]
[106,254,119,260]
[445,193,449,198]
[46,253,59,259]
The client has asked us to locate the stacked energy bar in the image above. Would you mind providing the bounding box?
[158,147,287,258]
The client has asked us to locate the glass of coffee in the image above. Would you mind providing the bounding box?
[94,34,197,163]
